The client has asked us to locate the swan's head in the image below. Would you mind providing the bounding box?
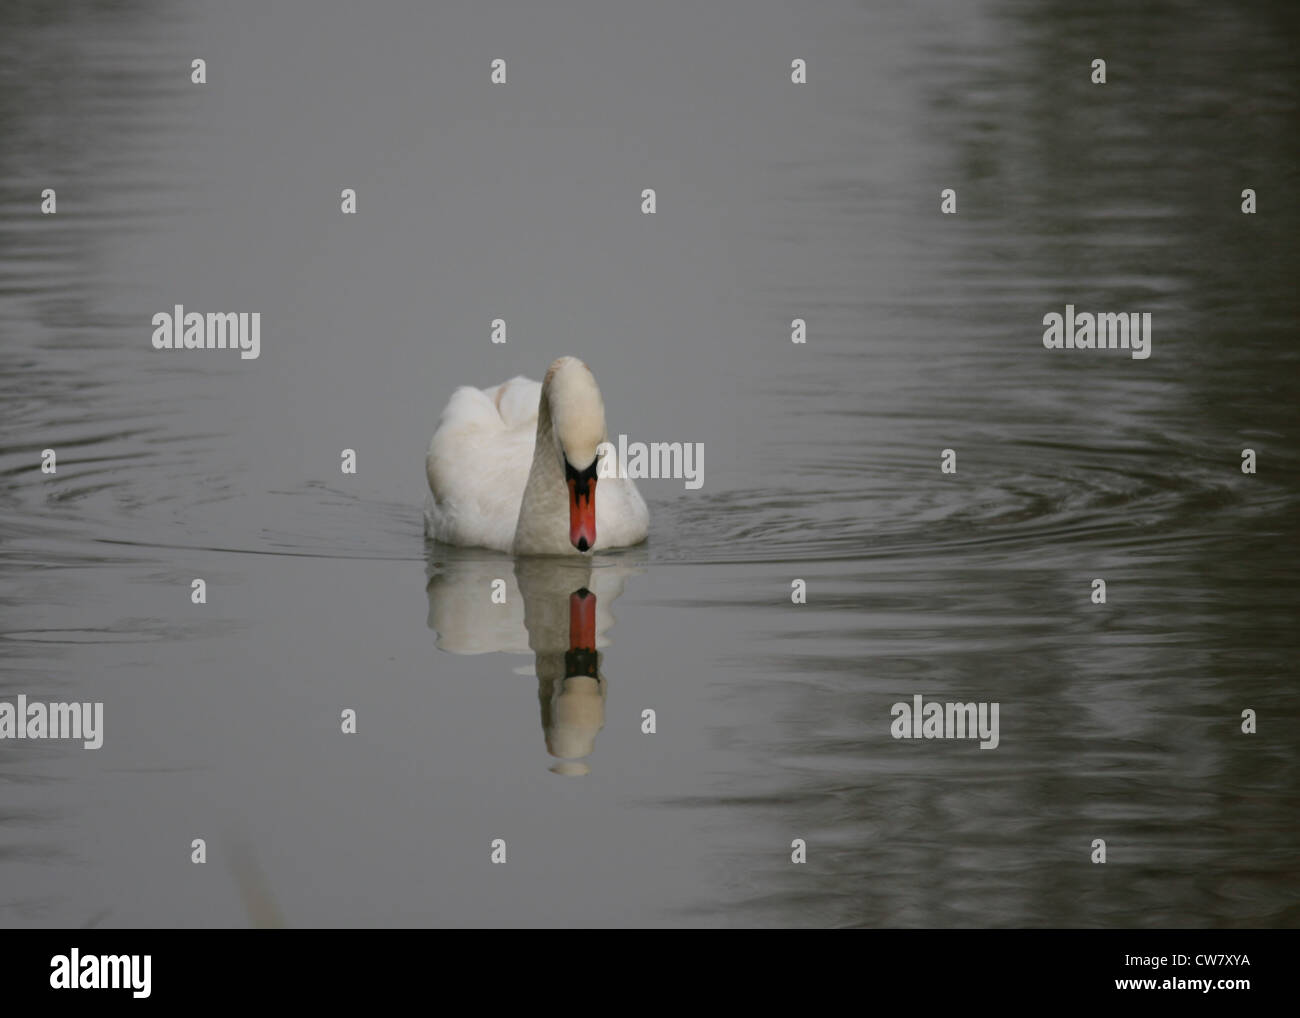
[544,357,607,552]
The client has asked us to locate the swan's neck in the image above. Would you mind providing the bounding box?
[514,399,569,552]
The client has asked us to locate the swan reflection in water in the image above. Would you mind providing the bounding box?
[425,550,642,775]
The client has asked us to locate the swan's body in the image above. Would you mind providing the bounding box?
[424,357,649,555]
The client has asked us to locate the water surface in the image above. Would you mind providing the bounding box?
[1,0,1297,927]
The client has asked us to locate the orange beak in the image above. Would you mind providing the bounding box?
[567,475,597,552]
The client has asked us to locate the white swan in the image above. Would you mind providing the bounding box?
[424,356,649,555]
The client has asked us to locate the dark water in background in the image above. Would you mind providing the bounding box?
[1,0,1297,927]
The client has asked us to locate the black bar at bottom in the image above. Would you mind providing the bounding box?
[0,929,1289,1005]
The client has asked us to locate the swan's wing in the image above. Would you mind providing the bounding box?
[482,376,541,429]
[429,384,502,448]
[425,377,541,551]
[429,375,540,445]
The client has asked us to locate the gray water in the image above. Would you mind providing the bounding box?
[2,0,1297,928]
